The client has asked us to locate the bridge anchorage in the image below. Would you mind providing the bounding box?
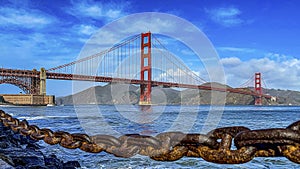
[0,32,274,105]
[0,68,54,105]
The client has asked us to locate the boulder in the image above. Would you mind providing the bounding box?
[0,123,80,169]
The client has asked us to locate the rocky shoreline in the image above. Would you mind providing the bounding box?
[0,123,80,169]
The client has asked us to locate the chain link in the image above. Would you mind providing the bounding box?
[0,110,299,164]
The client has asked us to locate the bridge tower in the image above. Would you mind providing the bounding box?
[254,72,262,105]
[139,32,152,105]
[39,68,46,95]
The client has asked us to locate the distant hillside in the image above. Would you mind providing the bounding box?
[56,84,139,105]
[56,83,299,105]
[264,88,300,105]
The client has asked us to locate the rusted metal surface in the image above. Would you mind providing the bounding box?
[1,109,298,164]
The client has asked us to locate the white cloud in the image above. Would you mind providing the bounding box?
[80,17,182,56]
[67,0,129,22]
[265,52,294,62]
[0,7,55,29]
[153,67,205,85]
[181,49,195,56]
[221,55,300,91]
[0,31,78,69]
[206,7,243,27]
[220,57,242,66]
[217,47,256,53]
[75,24,98,36]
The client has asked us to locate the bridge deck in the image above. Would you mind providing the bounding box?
[46,72,271,99]
[0,68,272,99]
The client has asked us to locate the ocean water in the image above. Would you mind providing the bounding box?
[0,105,299,168]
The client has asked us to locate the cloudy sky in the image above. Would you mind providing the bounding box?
[1,0,300,96]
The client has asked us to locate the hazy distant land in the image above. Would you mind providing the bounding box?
[55,83,300,105]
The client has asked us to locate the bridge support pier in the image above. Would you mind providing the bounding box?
[139,32,152,105]
[254,72,262,105]
[40,68,46,95]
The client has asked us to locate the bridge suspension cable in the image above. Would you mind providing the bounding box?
[238,75,254,88]
[262,78,269,89]
[47,34,141,78]
[151,34,207,85]
[47,33,207,86]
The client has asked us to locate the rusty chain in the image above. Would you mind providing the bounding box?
[0,109,299,164]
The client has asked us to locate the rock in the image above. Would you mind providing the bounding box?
[7,148,45,167]
[44,154,63,169]
[63,161,81,169]
[0,123,81,169]
[0,159,14,169]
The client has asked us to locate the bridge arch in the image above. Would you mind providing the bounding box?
[0,78,34,94]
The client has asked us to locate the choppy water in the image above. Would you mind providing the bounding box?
[1,105,299,168]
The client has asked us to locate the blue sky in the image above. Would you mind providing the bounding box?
[1,0,300,96]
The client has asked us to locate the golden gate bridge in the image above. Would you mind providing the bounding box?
[0,32,271,105]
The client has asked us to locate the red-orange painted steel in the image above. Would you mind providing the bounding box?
[139,32,152,104]
[254,72,263,105]
[0,68,272,100]
[0,68,40,94]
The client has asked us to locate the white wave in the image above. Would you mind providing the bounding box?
[18,116,73,121]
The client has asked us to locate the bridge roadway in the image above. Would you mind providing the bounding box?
[0,68,271,99]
